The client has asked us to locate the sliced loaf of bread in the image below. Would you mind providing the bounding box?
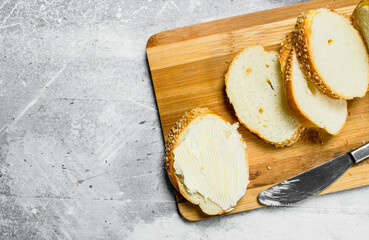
[282,35,347,135]
[353,0,369,51]
[225,46,304,147]
[295,8,369,99]
[165,107,249,215]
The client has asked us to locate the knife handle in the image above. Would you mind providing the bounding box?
[350,143,369,164]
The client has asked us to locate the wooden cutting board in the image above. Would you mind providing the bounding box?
[146,0,369,221]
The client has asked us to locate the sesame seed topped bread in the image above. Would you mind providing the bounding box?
[280,32,294,73]
[282,37,347,135]
[353,0,369,51]
[165,108,249,215]
[294,8,369,99]
[225,46,305,147]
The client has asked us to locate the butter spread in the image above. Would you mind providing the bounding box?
[173,114,249,211]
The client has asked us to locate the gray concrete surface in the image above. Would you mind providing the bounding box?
[0,0,368,239]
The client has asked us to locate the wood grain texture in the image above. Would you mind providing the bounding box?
[146,0,369,221]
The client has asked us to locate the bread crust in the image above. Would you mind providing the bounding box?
[225,46,305,147]
[280,32,294,73]
[165,107,249,215]
[294,9,356,99]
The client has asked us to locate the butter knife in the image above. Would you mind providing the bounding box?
[258,143,369,206]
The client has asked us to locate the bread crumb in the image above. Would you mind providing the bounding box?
[265,64,269,68]
[362,141,366,145]
[259,108,263,113]
[328,39,333,44]
[267,166,272,170]
[360,116,364,119]
[246,68,252,74]
[348,172,352,176]
[301,128,329,145]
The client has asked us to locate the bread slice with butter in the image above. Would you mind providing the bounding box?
[281,34,347,135]
[294,8,369,99]
[225,46,304,147]
[165,107,249,215]
[353,0,369,51]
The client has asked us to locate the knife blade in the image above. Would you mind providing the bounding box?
[258,143,369,206]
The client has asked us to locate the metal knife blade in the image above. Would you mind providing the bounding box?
[258,143,369,206]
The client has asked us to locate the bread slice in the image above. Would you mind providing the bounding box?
[353,0,369,51]
[282,39,347,135]
[225,46,304,147]
[165,107,249,215]
[294,8,369,99]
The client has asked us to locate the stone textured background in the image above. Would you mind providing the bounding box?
[0,0,368,239]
